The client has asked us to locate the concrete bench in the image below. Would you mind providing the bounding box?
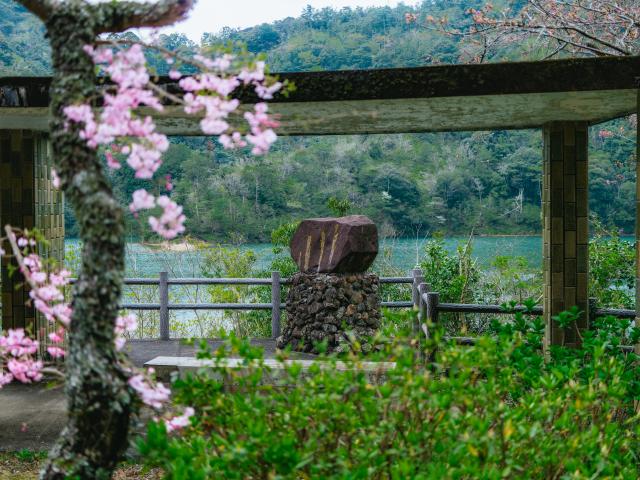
[144,356,396,385]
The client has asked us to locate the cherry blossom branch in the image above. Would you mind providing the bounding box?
[94,38,210,71]
[412,1,640,61]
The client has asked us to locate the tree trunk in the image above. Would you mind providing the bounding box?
[11,1,193,477]
[41,5,133,479]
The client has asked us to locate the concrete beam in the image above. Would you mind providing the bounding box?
[2,56,640,135]
[0,89,635,136]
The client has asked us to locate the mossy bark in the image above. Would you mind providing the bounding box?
[12,1,192,478]
[41,4,131,480]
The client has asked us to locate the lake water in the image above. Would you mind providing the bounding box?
[65,236,547,277]
[63,235,633,337]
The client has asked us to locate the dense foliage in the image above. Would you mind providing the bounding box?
[138,309,640,478]
[2,0,636,241]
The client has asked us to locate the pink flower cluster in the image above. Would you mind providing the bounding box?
[114,314,138,351]
[129,190,186,239]
[64,45,168,179]
[244,103,279,155]
[0,329,42,385]
[21,251,72,328]
[47,327,66,359]
[165,407,195,433]
[149,196,186,240]
[128,370,171,409]
[64,44,281,242]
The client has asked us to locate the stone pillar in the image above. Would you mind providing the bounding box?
[278,272,381,354]
[542,122,589,347]
[636,88,640,355]
[0,130,64,338]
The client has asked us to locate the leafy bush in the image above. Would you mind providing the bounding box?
[589,227,635,308]
[138,310,640,479]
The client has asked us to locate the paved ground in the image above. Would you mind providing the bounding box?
[0,338,312,452]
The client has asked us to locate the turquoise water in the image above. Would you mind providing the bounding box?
[66,236,549,277]
[66,235,636,278]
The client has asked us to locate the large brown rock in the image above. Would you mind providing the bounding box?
[290,215,378,273]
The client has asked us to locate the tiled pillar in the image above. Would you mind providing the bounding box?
[542,122,589,347]
[636,90,640,355]
[0,130,64,340]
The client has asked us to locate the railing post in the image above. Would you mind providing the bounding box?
[159,271,169,341]
[271,271,281,339]
[411,268,424,335]
[418,282,429,338]
[588,297,598,327]
[426,291,440,327]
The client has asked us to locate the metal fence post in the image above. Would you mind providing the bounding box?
[159,271,169,341]
[271,271,281,339]
[411,268,424,335]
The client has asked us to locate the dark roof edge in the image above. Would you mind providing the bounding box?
[2,55,639,107]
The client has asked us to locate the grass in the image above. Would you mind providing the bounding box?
[0,452,163,479]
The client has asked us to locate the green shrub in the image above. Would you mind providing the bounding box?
[138,310,640,479]
[589,228,635,309]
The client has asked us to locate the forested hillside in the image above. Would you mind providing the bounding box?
[1,0,635,241]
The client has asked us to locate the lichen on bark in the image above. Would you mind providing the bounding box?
[13,1,193,478]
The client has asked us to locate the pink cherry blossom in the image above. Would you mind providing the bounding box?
[49,328,65,344]
[105,151,121,169]
[7,358,43,383]
[47,346,66,358]
[165,407,195,433]
[51,169,61,189]
[114,314,137,351]
[219,131,248,150]
[255,81,283,100]
[238,61,266,84]
[0,372,13,386]
[129,189,156,213]
[128,373,171,409]
[49,270,71,287]
[0,329,38,357]
[31,271,47,284]
[148,196,186,240]
[53,43,282,410]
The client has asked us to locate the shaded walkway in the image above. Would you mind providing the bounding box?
[0,339,311,451]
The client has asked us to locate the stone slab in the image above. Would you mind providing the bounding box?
[144,355,396,385]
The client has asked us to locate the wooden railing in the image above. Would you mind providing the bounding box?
[71,269,635,341]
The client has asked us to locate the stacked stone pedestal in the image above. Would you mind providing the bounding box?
[277,272,381,354]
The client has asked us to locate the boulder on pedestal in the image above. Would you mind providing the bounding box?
[290,215,378,274]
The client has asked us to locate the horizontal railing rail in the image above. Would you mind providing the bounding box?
[67,272,417,340]
[414,274,637,352]
[65,269,637,342]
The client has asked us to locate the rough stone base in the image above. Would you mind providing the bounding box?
[277,272,381,354]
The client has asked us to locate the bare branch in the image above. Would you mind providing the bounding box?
[93,0,195,34]
[13,0,56,21]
